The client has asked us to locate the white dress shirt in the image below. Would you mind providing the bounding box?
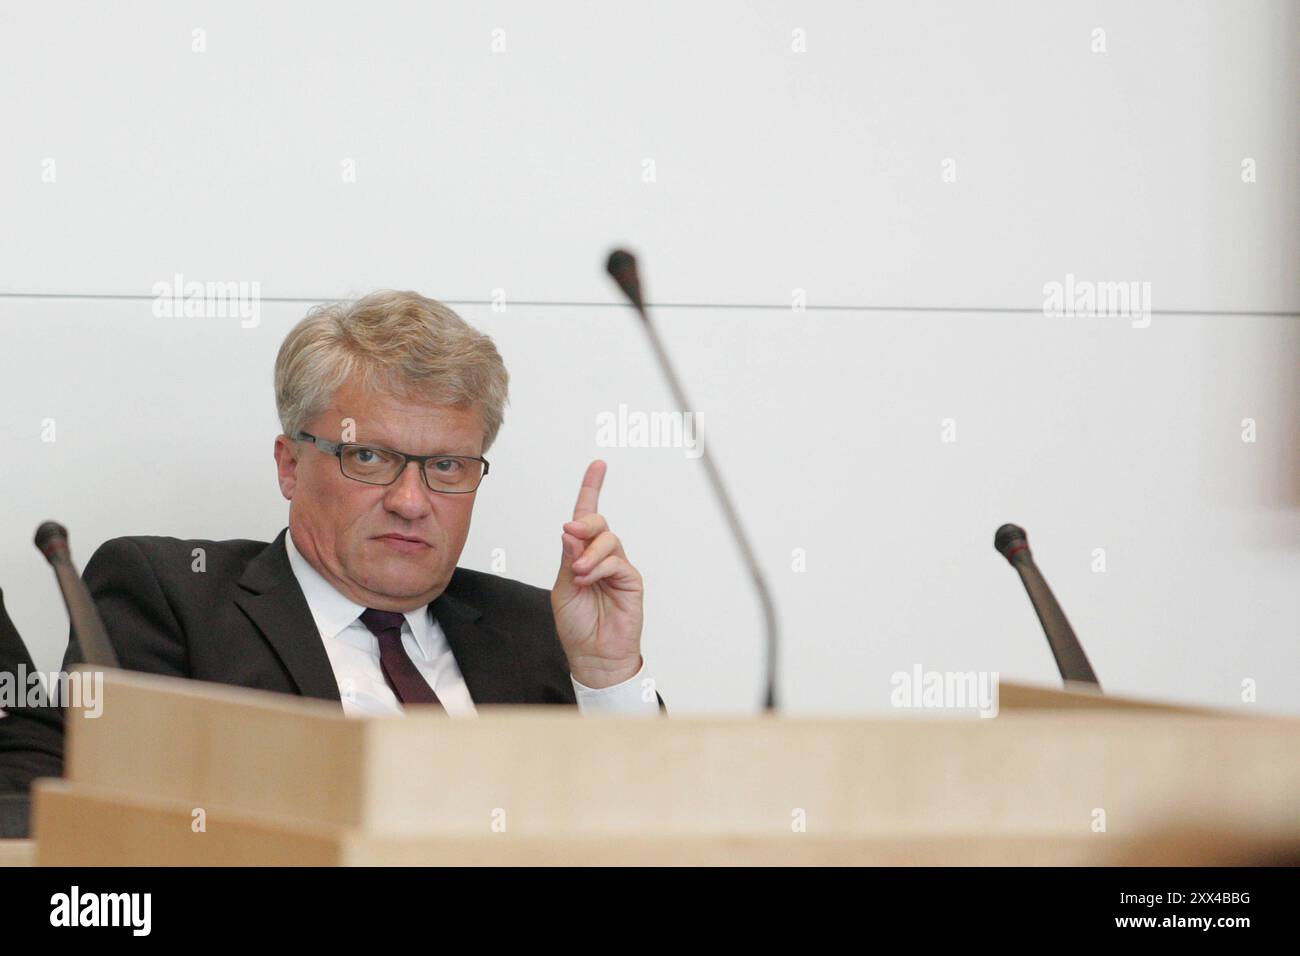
[283,529,658,718]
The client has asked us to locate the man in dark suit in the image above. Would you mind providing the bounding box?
[63,290,663,718]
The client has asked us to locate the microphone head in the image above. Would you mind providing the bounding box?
[605,248,644,312]
[34,520,70,561]
[994,523,1030,562]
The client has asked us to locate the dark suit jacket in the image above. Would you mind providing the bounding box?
[0,587,64,794]
[63,529,588,707]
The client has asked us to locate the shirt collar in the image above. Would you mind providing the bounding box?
[283,527,436,650]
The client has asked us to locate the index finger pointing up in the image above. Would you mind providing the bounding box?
[572,459,607,520]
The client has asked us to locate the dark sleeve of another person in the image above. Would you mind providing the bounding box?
[0,587,64,793]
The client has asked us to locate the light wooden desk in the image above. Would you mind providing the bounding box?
[23,670,1300,866]
[0,840,34,867]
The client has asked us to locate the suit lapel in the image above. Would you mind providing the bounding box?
[432,580,528,705]
[233,530,343,704]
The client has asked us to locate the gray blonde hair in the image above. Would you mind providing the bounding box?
[274,291,509,450]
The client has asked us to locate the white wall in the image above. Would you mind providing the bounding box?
[2,1,1296,714]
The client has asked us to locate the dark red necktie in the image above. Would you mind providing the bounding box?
[358,608,442,708]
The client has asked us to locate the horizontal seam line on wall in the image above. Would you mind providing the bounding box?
[0,292,1295,318]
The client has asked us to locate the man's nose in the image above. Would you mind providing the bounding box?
[383,462,433,518]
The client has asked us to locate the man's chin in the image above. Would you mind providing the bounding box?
[365,558,445,599]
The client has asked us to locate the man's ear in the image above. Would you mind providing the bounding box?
[273,435,299,500]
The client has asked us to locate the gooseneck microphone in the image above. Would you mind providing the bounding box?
[34,521,119,668]
[995,523,1099,690]
[607,248,781,711]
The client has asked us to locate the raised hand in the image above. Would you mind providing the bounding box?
[551,460,644,688]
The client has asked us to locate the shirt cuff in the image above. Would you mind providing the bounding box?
[571,659,661,717]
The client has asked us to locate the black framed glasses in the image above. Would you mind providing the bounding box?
[297,432,489,494]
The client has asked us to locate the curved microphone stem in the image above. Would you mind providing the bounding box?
[34,521,119,669]
[995,524,1100,690]
[607,249,780,711]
